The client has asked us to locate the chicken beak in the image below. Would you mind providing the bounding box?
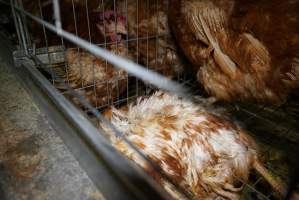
[116,23,127,35]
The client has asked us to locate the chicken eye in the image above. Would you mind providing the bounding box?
[120,33,127,40]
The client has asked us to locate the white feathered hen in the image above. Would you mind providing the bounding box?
[101,91,285,199]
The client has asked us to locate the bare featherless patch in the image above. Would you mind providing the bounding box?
[100,91,286,199]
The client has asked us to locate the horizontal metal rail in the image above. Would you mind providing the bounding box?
[12,53,173,200]
[0,0,188,97]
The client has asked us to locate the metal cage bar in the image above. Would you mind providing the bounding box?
[12,50,173,200]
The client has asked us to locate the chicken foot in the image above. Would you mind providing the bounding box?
[224,183,243,192]
[213,187,240,200]
[253,159,286,196]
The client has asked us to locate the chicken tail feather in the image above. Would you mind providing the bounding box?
[187,1,237,78]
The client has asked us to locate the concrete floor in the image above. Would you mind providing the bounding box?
[0,34,104,200]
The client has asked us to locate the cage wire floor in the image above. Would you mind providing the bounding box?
[33,45,299,200]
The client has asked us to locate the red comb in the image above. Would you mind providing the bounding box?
[118,16,126,22]
[98,10,115,20]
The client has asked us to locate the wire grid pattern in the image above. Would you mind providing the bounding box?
[184,79,299,199]
[4,0,299,199]
[32,0,179,111]
[40,0,174,110]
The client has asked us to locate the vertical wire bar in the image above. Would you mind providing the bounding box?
[101,0,110,108]
[71,0,79,40]
[10,0,23,50]
[124,0,131,105]
[17,0,32,48]
[62,48,70,90]
[85,0,92,43]
[13,0,28,55]
[56,1,70,88]
[145,0,149,94]
[38,0,55,85]
[53,0,62,32]
[125,0,129,105]
[15,11,28,54]
[84,0,98,109]
[135,0,139,97]
[85,0,98,107]
[166,0,173,80]
[51,0,70,91]
[113,0,120,107]
[58,0,65,47]
[156,0,159,74]
[60,4,70,88]
[70,0,84,91]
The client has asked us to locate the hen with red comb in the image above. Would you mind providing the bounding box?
[53,11,132,108]
[105,0,185,78]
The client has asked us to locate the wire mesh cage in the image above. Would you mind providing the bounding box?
[22,0,187,110]
[2,0,299,199]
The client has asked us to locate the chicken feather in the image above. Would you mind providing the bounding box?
[107,0,184,78]
[169,0,299,103]
[185,1,237,79]
[52,12,132,108]
[101,91,286,199]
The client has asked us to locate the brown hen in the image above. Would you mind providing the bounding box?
[24,0,104,47]
[169,0,299,103]
[105,0,184,78]
[53,11,132,108]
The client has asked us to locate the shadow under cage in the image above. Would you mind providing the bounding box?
[4,0,299,199]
